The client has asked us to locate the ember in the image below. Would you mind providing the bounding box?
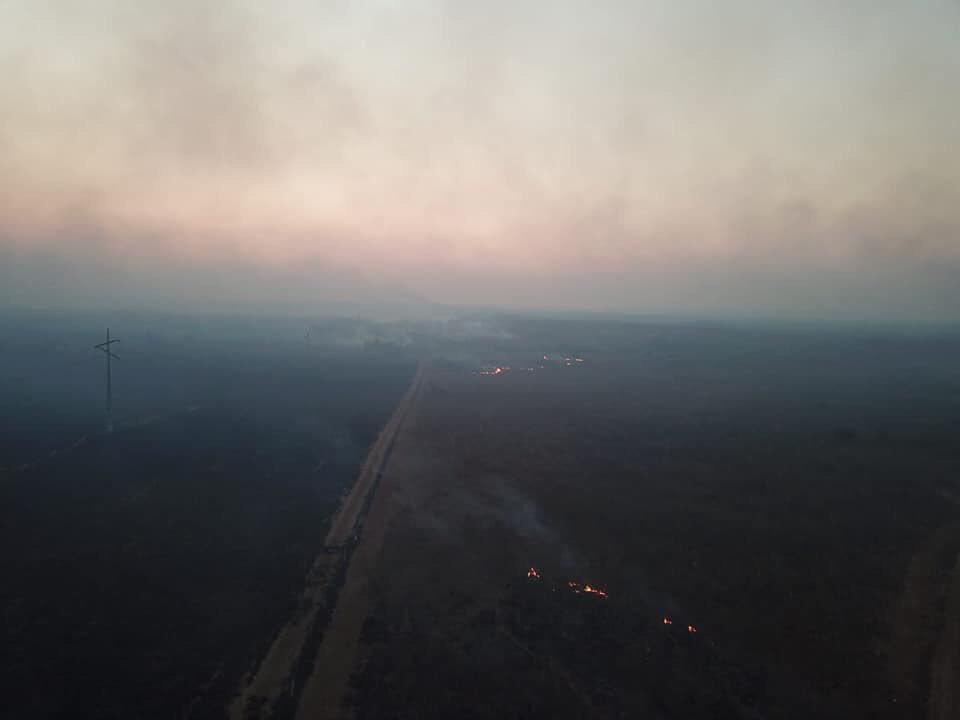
[687,625,697,634]
[663,617,673,625]
[526,569,608,598]
[565,580,607,599]
[582,584,608,599]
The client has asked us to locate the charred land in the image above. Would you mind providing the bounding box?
[348,316,960,720]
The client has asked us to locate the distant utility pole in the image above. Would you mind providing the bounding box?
[94,328,119,433]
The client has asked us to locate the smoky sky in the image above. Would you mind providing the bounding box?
[1,0,958,321]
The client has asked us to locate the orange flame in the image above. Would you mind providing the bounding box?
[565,579,608,598]
[687,625,697,634]
[527,568,609,599]
[663,617,673,625]
[582,584,608,599]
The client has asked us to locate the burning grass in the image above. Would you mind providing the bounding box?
[476,355,587,377]
[525,567,608,600]
[528,568,702,635]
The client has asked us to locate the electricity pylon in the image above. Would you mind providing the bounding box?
[94,328,119,433]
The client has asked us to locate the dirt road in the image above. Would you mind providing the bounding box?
[323,363,424,547]
[293,365,427,720]
[229,363,425,720]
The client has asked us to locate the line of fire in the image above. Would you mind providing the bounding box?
[478,354,586,376]
[526,566,697,634]
[526,566,608,599]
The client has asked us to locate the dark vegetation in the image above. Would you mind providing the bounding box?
[0,311,414,719]
[3,310,960,718]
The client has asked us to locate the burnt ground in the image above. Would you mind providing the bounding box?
[346,320,960,720]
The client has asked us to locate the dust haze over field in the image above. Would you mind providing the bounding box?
[1,0,959,321]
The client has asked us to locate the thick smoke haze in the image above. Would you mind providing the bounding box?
[1,0,958,321]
